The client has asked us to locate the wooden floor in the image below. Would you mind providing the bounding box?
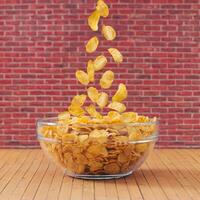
[0,149,200,200]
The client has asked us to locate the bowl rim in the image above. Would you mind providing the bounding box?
[36,117,159,126]
[36,117,159,144]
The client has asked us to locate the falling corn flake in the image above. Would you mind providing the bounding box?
[85,104,102,118]
[68,104,85,117]
[112,83,127,102]
[108,48,123,64]
[88,10,100,31]
[97,92,109,109]
[108,102,126,113]
[100,70,114,89]
[94,55,107,71]
[75,70,89,86]
[87,60,95,82]
[86,36,99,53]
[102,25,116,41]
[96,0,109,18]
[71,94,87,107]
[87,87,99,103]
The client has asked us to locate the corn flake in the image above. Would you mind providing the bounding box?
[75,70,89,86]
[102,25,116,41]
[104,111,121,123]
[112,83,127,102]
[96,0,109,18]
[108,48,123,64]
[108,102,126,113]
[121,112,138,123]
[86,36,99,53]
[94,55,107,71]
[71,94,87,106]
[58,111,70,123]
[104,163,120,174]
[97,92,108,109]
[100,70,114,89]
[88,10,100,31]
[89,129,108,143]
[87,144,108,157]
[68,104,85,116]
[87,87,99,103]
[85,104,102,118]
[87,60,95,82]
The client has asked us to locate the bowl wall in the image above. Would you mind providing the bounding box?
[37,118,158,179]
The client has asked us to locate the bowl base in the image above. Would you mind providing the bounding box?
[64,171,133,180]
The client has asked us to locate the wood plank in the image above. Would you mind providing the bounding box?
[125,174,144,200]
[134,169,155,200]
[58,175,73,200]
[105,180,118,200]
[141,162,168,200]
[70,178,83,200]
[83,180,94,200]
[0,150,30,197]
[8,150,43,200]
[115,178,131,200]
[157,150,200,200]
[33,160,57,200]
[0,150,38,200]
[21,156,49,200]
[176,150,200,184]
[165,150,200,194]
[0,150,21,180]
[94,180,106,200]
[146,150,181,200]
[46,167,64,200]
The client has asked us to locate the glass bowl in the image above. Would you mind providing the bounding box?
[37,117,158,179]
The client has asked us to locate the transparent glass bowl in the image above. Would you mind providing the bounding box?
[37,118,158,179]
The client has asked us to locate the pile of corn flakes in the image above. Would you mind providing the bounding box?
[39,0,157,175]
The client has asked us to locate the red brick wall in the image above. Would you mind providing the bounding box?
[0,0,199,148]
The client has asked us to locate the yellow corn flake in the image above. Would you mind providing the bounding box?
[85,104,102,118]
[62,134,78,143]
[135,143,148,153]
[79,135,89,143]
[88,10,100,31]
[86,36,99,53]
[97,92,108,109]
[71,94,87,106]
[93,55,107,71]
[102,25,116,41]
[89,129,108,143]
[58,111,70,122]
[128,129,143,141]
[118,152,129,164]
[137,115,150,123]
[108,48,123,64]
[87,60,95,82]
[87,87,99,103]
[87,144,108,157]
[89,161,103,172]
[100,70,114,89]
[104,163,120,174]
[112,83,127,102]
[96,0,109,18]
[105,111,121,123]
[76,116,91,124]
[121,112,138,123]
[108,102,126,113]
[68,104,85,116]
[57,125,69,135]
[75,70,89,86]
